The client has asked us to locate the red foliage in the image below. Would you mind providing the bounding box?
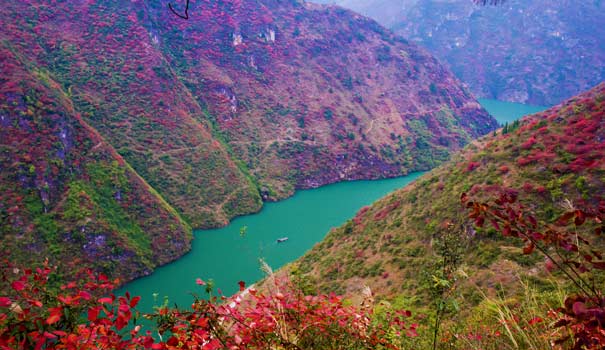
[522,182,534,192]
[374,201,401,221]
[466,161,481,172]
[462,191,605,349]
[0,261,416,350]
[521,136,537,150]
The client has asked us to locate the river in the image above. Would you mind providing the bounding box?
[120,99,548,313]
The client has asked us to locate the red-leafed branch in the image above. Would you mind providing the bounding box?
[462,191,605,349]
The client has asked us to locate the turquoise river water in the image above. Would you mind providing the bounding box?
[121,99,548,313]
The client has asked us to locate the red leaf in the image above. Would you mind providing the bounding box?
[130,296,141,308]
[574,210,586,226]
[238,280,246,292]
[528,317,543,325]
[88,307,100,322]
[167,336,179,346]
[523,243,535,255]
[118,303,130,313]
[115,315,127,330]
[0,297,11,307]
[34,335,46,350]
[573,301,587,315]
[531,232,545,241]
[43,331,57,339]
[98,297,113,304]
[556,212,575,226]
[195,317,209,327]
[475,217,485,227]
[46,314,61,325]
[79,291,92,300]
[11,280,25,291]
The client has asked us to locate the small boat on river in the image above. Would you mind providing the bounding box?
[276,237,289,243]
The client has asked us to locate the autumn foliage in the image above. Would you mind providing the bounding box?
[0,259,416,349]
[463,190,605,349]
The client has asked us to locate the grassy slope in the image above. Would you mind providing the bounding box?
[292,82,605,314]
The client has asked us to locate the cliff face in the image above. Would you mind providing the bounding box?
[313,0,605,106]
[1,0,495,282]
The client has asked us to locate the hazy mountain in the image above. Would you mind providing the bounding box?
[311,0,605,105]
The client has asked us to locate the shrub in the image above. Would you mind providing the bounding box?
[0,260,417,350]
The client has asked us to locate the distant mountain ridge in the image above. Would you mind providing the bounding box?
[312,0,605,106]
[0,0,496,282]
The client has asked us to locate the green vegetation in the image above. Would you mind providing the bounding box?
[290,83,605,348]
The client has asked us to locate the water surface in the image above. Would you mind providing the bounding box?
[121,99,546,313]
[479,98,549,124]
[122,172,424,311]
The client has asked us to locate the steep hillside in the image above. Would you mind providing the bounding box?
[2,0,495,212]
[292,82,605,306]
[312,0,605,106]
[0,42,192,282]
[139,0,496,199]
[1,1,262,229]
[313,0,416,28]
[0,0,496,282]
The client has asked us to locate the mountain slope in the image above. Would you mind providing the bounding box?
[0,42,192,282]
[139,0,497,199]
[312,0,605,106]
[0,0,497,282]
[292,82,605,305]
[1,0,496,209]
[1,1,263,228]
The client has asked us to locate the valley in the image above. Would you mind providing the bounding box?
[0,0,497,284]
[121,99,544,315]
[313,0,605,106]
[1,0,604,349]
